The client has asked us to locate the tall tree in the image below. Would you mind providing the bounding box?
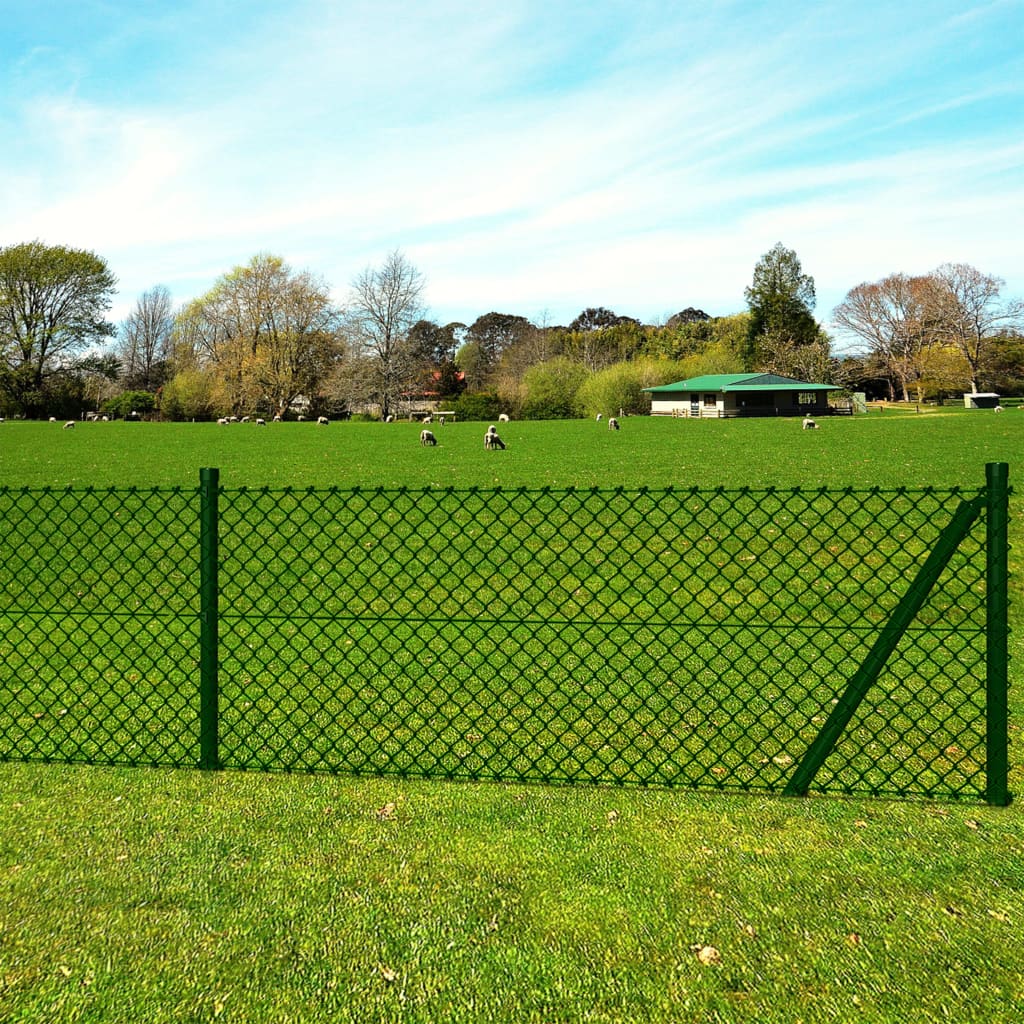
[0,240,116,415]
[174,253,341,417]
[465,312,534,383]
[929,263,1022,393]
[832,274,935,401]
[345,250,426,419]
[118,284,174,392]
[744,243,818,369]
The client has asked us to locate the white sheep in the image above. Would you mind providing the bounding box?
[63,420,75,430]
[49,416,57,422]
[317,415,330,425]
[420,428,437,446]
[484,426,506,450]
[273,414,282,422]
[802,416,819,430]
[241,416,250,423]
[385,415,394,423]
[297,415,306,421]
[422,415,432,425]
[255,417,266,426]
[608,417,620,431]
[229,416,239,423]
[498,413,510,422]
[217,417,229,425]
[994,405,1003,413]
[438,416,445,426]
[596,413,603,422]
[101,415,109,422]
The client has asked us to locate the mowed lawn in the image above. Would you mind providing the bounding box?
[1,410,1023,1023]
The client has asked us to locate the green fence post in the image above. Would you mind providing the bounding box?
[199,467,221,770]
[986,462,1011,805]
[785,493,984,797]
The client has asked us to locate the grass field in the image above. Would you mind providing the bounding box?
[1,410,1023,1022]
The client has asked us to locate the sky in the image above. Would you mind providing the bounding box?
[2,0,1022,345]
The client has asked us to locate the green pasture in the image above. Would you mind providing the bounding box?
[1,410,1023,1021]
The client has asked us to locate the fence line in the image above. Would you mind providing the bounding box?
[0,465,1011,803]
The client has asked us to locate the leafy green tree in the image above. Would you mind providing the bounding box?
[567,307,636,332]
[744,243,818,369]
[465,312,534,383]
[161,369,216,421]
[0,240,117,416]
[521,357,590,419]
[101,390,156,419]
[576,359,691,418]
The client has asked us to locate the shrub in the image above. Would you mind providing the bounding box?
[520,357,590,419]
[453,391,503,421]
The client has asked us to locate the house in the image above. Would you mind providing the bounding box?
[643,373,845,418]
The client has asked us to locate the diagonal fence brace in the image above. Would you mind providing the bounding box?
[784,493,985,798]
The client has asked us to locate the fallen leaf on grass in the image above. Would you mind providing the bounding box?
[846,932,862,947]
[741,923,757,938]
[607,810,619,825]
[944,905,962,917]
[965,819,982,831]
[987,910,1010,922]
[376,803,396,821]
[854,820,868,828]
[379,964,398,984]
[692,944,721,966]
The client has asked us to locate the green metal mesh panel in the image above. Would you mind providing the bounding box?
[0,486,198,765]
[214,484,991,798]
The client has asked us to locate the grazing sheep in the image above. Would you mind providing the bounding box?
[596,413,603,422]
[229,416,239,423]
[217,417,229,425]
[297,415,306,421]
[241,416,250,423]
[608,417,620,431]
[273,414,282,422]
[63,420,75,430]
[422,415,432,425]
[255,417,266,426]
[498,413,510,423]
[994,405,1004,413]
[484,426,506,450]
[802,416,819,430]
[420,429,437,446]
[317,416,330,425]
[438,416,445,426]
[49,416,57,422]
[385,415,394,423]
[101,415,109,422]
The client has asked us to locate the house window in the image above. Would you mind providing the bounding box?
[798,392,815,405]
[703,393,717,407]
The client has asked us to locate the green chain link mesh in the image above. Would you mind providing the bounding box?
[0,482,995,799]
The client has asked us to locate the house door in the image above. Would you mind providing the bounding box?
[690,397,700,417]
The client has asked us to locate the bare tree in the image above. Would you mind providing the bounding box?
[832,274,936,401]
[345,251,426,419]
[118,285,174,391]
[929,263,1022,394]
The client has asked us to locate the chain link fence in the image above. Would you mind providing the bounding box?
[0,466,1011,802]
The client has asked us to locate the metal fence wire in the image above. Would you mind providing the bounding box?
[0,465,1011,803]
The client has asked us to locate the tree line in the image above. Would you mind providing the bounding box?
[1,239,1020,421]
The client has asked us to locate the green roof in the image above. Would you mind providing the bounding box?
[644,373,839,394]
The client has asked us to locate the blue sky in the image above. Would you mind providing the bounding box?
[2,0,1022,342]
